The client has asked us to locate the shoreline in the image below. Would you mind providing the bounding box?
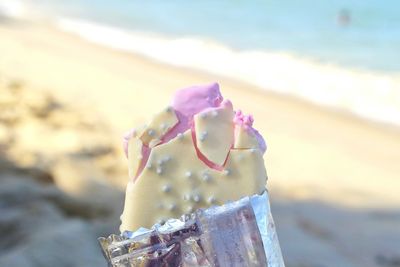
[56,16,400,127]
[5,18,400,134]
[1,20,400,209]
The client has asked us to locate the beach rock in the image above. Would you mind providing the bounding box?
[0,220,105,267]
[0,165,121,267]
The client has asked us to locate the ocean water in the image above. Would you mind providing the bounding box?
[23,0,400,72]
[2,0,400,125]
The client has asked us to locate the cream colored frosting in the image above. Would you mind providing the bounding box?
[139,106,179,148]
[120,84,267,232]
[120,130,266,231]
[127,137,143,179]
[193,100,234,166]
[234,125,261,150]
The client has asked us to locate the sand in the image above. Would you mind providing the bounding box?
[1,20,399,267]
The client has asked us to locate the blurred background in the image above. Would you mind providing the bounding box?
[0,1,399,266]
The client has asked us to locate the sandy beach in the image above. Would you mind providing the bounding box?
[1,20,400,267]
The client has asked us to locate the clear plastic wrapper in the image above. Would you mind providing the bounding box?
[99,191,285,267]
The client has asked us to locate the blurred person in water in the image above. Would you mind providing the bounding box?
[337,8,351,27]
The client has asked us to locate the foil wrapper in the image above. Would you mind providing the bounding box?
[99,191,285,267]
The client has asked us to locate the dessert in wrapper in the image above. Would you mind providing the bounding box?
[98,84,285,266]
[99,192,283,266]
